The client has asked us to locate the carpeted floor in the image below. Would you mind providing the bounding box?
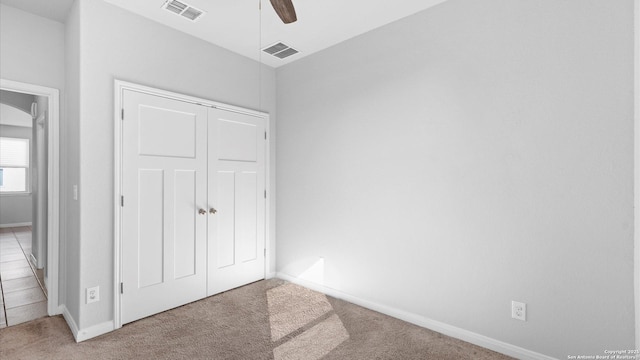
[0,279,513,360]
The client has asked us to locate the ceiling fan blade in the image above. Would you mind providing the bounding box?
[270,0,297,24]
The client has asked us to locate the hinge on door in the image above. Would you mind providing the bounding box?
[121,196,124,207]
[264,131,267,140]
[264,190,266,199]
[264,248,266,257]
[120,282,124,294]
[121,109,124,120]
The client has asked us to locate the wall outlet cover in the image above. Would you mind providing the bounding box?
[511,300,526,321]
[87,286,100,304]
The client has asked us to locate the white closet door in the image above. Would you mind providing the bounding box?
[121,90,208,324]
[208,108,266,296]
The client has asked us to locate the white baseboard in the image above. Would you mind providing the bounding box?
[62,306,114,342]
[276,273,558,360]
[76,320,114,342]
[0,222,32,228]
[62,306,80,342]
[29,253,37,268]
[266,271,277,279]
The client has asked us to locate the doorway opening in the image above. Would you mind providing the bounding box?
[0,79,61,325]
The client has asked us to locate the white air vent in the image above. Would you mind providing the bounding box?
[262,42,299,59]
[162,0,205,22]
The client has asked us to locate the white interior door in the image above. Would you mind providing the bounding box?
[121,90,208,324]
[208,108,266,295]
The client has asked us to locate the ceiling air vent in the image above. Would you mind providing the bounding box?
[162,0,205,22]
[262,42,299,59]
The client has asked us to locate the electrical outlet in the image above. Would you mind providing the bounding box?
[511,301,526,321]
[87,286,100,304]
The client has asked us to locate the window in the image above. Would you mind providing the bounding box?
[0,137,30,193]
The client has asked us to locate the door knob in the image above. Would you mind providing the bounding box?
[209,208,217,214]
[198,209,206,215]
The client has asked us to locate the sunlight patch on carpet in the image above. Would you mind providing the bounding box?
[267,283,333,341]
[267,282,349,359]
[273,314,349,360]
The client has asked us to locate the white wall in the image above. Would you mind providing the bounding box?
[64,0,81,325]
[0,5,65,90]
[0,194,31,226]
[276,0,635,358]
[0,90,34,116]
[0,124,33,226]
[635,0,640,353]
[71,0,277,332]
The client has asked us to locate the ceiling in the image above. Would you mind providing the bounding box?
[1,0,449,68]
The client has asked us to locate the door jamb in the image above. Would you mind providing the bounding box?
[113,80,271,329]
[0,79,61,317]
[633,0,639,351]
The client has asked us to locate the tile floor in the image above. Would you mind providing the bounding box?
[0,226,48,328]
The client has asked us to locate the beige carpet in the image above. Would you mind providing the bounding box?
[0,279,512,360]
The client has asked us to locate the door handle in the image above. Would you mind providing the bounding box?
[209,208,217,215]
[198,209,206,215]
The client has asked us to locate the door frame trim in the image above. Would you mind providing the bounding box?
[634,0,639,351]
[0,78,61,317]
[113,80,271,329]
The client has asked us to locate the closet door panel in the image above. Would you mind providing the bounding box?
[208,108,266,296]
[236,171,258,263]
[216,171,236,268]
[121,90,207,325]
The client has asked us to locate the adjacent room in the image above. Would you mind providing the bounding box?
[0,89,49,327]
[0,0,638,359]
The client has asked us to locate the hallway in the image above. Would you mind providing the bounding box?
[0,226,47,328]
